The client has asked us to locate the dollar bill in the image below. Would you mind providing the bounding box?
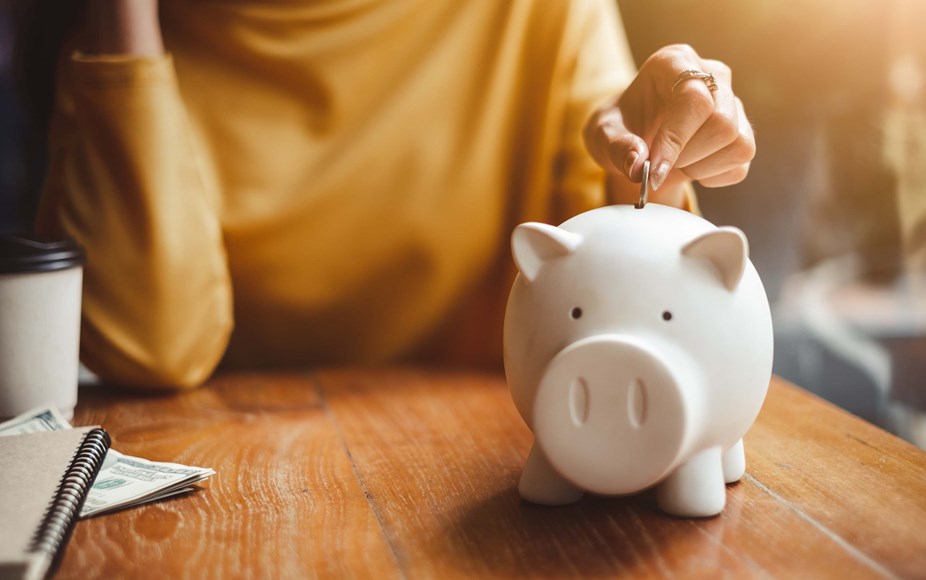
[80,449,215,517]
[0,406,215,517]
[0,405,71,434]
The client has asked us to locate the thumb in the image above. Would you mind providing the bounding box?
[584,108,650,181]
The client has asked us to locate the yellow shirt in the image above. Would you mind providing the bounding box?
[38,0,637,389]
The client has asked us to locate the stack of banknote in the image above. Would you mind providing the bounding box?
[0,407,215,518]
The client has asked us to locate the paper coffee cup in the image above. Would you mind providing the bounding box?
[0,235,84,420]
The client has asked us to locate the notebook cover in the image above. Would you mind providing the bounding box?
[0,426,110,580]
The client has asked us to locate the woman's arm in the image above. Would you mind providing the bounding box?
[36,0,233,390]
[584,44,756,206]
[85,0,164,56]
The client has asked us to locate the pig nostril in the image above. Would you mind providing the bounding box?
[628,378,647,429]
[569,377,590,427]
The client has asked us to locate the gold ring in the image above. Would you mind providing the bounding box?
[672,69,718,93]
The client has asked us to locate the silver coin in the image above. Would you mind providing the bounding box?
[637,159,650,209]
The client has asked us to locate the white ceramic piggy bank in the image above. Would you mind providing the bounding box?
[504,203,773,517]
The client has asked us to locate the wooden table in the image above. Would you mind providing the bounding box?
[59,370,926,578]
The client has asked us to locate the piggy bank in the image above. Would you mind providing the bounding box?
[503,203,773,517]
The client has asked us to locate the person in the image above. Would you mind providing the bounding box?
[19,0,754,389]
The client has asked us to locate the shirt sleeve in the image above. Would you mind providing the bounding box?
[550,0,699,219]
[550,0,636,221]
[35,53,233,390]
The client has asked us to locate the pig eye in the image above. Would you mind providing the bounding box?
[662,311,673,321]
[570,307,583,320]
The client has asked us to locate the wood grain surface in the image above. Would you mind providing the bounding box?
[58,370,926,579]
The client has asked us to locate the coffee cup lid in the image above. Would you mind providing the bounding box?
[0,234,85,274]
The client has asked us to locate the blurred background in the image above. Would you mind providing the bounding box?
[0,1,924,446]
[619,0,926,447]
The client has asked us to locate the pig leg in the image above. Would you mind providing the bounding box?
[722,439,746,483]
[518,441,583,505]
[656,447,725,517]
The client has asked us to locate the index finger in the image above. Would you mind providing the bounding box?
[648,75,715,190]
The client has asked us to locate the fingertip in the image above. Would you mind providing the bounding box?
[624,150,640,179]
[647,138,678,191]
[607,141,628,173]
[649,160,671,191]
[608,140,646,181]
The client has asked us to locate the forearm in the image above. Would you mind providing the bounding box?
[85,0,163,56]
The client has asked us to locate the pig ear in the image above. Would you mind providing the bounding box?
[681,227,749,292]
[512,223,581,283]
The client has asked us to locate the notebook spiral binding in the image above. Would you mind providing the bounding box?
[28,428,111,558]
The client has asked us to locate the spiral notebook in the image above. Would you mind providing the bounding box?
[0,426,110,580]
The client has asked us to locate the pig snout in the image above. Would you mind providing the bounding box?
[532,335,691,496]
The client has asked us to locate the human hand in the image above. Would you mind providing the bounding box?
[584,45,755,204]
